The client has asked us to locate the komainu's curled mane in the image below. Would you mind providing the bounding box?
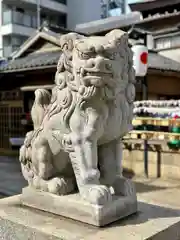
[45,30,135,130]
[20,29,136,206]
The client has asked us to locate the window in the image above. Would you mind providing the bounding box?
[155,35,180,49]
[57,14,67,27]
[12,36,27,49]
[51,0,67,4]
[24,14,31,27]
[41,13,47,25]
[2,4,12,25]
[32,16,37,28]
[101,0,125,18]
[3,46,12,57]
[2,5,37,29]
[156,38,171,49]
[171,35,180,47]
[3,36,11,47]
[13,8,24,25]
[12,36,22,46]
[3,35,28,57]
[42,13,67,28]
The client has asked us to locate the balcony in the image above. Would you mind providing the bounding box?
[1,24,35,37]
[5,0,67,14]
[2,6,67,31]
[2,10,36,36]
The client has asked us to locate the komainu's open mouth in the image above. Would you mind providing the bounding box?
[79,68,112,78]
[85,72,111,77]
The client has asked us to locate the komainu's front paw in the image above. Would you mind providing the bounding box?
[113,177,136,198]
[32,176,76,195]
[47,177,75,195]
[81,185,112,205]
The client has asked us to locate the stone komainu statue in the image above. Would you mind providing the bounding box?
[20,29,136,206]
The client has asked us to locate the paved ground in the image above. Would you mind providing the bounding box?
[0,155,180,211]
[0,156,27,196]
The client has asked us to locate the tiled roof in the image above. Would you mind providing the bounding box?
[0,50,180,73]
[0,51,61,73]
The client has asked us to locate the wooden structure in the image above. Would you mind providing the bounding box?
[0,25,65,152]
[132,117,180,127]
[129,0,180,33]
[123,116,180,180]
[124,117,180,141]
[129,0,180,63]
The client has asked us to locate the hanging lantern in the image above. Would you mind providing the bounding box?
[132,44,148,77]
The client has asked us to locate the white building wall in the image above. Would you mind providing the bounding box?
[67,0,102,30]
[21,0,67,13]
[1,24,35,36]
[159,49,180,63]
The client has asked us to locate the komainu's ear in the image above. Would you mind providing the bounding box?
[105,29,128,46]
[60,33,84,52]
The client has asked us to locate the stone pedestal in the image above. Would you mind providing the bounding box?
[0,195,180,240]
[20,187,138,227]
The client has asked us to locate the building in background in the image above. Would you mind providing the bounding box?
[67,0,126,30]
[0,0,67,58]
[1,24,180,153]
[0,0,129,58]
[128,0,180,63]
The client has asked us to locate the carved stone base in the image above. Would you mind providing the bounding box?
[20,187,137,227]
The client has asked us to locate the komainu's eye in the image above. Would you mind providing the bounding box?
[80,52,90,59]
[77,49,90,60]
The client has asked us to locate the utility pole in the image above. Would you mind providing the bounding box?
[37,0,41,29]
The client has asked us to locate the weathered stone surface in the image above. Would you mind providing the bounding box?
[21,186,137,226]
[1,195,180,240]
[19,29,137,226]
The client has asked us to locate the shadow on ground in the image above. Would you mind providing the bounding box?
[0,156,27,196]
[106,201,180,229]
[123,168,178,194]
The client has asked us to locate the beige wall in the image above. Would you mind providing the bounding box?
[123,148,180,180]
[159,48,180,63]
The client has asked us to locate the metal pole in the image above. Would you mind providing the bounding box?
[157,150,161,178]
[37,0,41,29]
[143,33,149,177]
